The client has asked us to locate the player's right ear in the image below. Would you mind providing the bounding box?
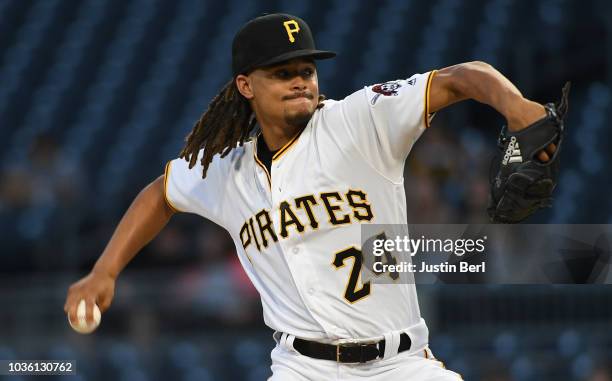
[235,74,254,100]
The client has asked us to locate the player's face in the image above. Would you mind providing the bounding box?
[244,58,319,129]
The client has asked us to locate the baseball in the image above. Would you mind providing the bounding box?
[68,299,101,334]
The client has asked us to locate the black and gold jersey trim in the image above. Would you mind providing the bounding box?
[253,136,272,188]
[424,70,437,128]
[272,126,306,161]
[163,161,181,213]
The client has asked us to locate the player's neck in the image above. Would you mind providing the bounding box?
[258,122,303,151]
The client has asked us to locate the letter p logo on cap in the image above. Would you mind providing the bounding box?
[283,20,300,43]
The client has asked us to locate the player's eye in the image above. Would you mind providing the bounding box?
[275,69,291,79]
[301,67,314,78]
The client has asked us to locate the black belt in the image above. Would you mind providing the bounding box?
[291,333,411,363]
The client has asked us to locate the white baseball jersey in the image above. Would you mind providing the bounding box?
[164,71,436,348]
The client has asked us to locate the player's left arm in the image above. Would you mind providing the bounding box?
[428,61,555,160]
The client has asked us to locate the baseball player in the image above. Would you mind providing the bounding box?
[65,13,566,380]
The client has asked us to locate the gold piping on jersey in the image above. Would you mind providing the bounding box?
[252,135,272,188]
[163,161,181,213]
[272,125,306,161]
[424,70,437,128]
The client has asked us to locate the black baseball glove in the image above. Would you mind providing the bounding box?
[488,82,571,223]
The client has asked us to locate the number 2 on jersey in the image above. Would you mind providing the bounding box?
[332,247,371,303]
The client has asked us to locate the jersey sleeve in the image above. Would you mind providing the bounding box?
[163,151,226,226]
[337,70,437,182]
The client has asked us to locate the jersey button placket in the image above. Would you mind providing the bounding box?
[255,165,273,203]
[271,144,325,330]
[273,163,282,195]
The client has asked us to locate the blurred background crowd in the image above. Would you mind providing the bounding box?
[0,0,611,380]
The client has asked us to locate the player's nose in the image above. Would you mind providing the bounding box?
[290,75,308,91]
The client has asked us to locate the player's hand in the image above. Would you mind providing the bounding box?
[506,98,556,162]
[64,268,116,326]
[488,81,569,223]
[536,142,557,162]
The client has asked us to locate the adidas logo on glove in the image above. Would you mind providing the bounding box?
[502,136,523,165]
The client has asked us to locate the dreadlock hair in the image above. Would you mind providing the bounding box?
[179,79,254,178]
[180,78,327,178]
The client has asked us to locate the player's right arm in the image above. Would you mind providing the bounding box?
[428,61,555,161]
[64,175,175,325]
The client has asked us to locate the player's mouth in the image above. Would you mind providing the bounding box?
[283,92,314,101]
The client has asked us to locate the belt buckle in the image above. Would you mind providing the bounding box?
[336,341,377,364]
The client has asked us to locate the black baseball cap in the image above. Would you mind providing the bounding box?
[232,13,336,76]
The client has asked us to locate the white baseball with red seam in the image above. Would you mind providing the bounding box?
[68,299,101,334]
